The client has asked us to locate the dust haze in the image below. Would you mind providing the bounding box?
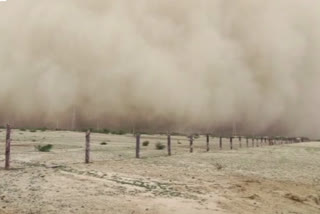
[0,0,319,136]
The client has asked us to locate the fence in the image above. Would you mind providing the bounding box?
[1,124,307,169]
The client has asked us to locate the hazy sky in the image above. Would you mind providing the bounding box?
[0,0,319,137]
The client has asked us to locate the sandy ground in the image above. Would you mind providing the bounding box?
[0,129,320,214]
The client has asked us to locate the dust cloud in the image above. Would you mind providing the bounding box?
[0,0,319,136]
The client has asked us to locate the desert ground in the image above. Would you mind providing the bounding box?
[0,129,320,214]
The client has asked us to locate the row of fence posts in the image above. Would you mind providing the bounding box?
[133,134,304,159]
[2,125,305,168]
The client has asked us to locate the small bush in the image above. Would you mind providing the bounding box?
[111,130,126,135]
[215,163,223,170]
[29,129,37,133]
[35,144,53,152]
[101,129,110,134]
[142,141,150,146]
[155,142,166,150]
[193,134,200,139]
[39,127,47,132]
[19,128,27,131]
[100,142,108,145]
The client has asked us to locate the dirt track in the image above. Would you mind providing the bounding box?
[0,130,320,214]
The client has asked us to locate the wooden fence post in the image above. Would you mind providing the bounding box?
[246,137,249,148]
[189,136,193,153]
[206,134,210,152]
[85,130,90,164]
[219,137,222,150]
[230,137,233,150]
[136,134,141,158]
[5,124,11,170]
[167,134,171,156]
[252,138,255,147]
[239,136,242,148]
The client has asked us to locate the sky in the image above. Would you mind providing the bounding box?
[0,0,319,137]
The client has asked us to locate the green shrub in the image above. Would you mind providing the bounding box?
[100,142,108,145]
[35,144,53,152]
[29,129,37,132]
[111,130,126,135]
[155,142,166,150]
[193,134,200,139]
[19,128,27,131]
[39,127,47,132]
[101,129,110,134]
[142,141,150,146]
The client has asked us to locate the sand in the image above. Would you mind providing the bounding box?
[0,129,320,214]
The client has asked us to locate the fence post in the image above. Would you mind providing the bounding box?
[189,136,193,153]
[206,134,210,152]
[167,134,171,156]
[252,138,255,147]
[246,137,249,148]
[85,130,90,164]
[230,137,233,150]
[5,124,11,170]
[136,134,141,158]
[239,136,242,148]
[219,137,222,150]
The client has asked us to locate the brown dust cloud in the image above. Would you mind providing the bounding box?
[0,0,320,137]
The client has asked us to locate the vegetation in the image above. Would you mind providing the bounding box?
[155,142,166,150]
[111,130,126,135]
[193,134,200,139]
[142,141,150,146]
[101,129,110,134]
[83,129,126,135]
[35,144,53,152]
[39,127,47,132]
[100,142,108,145]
